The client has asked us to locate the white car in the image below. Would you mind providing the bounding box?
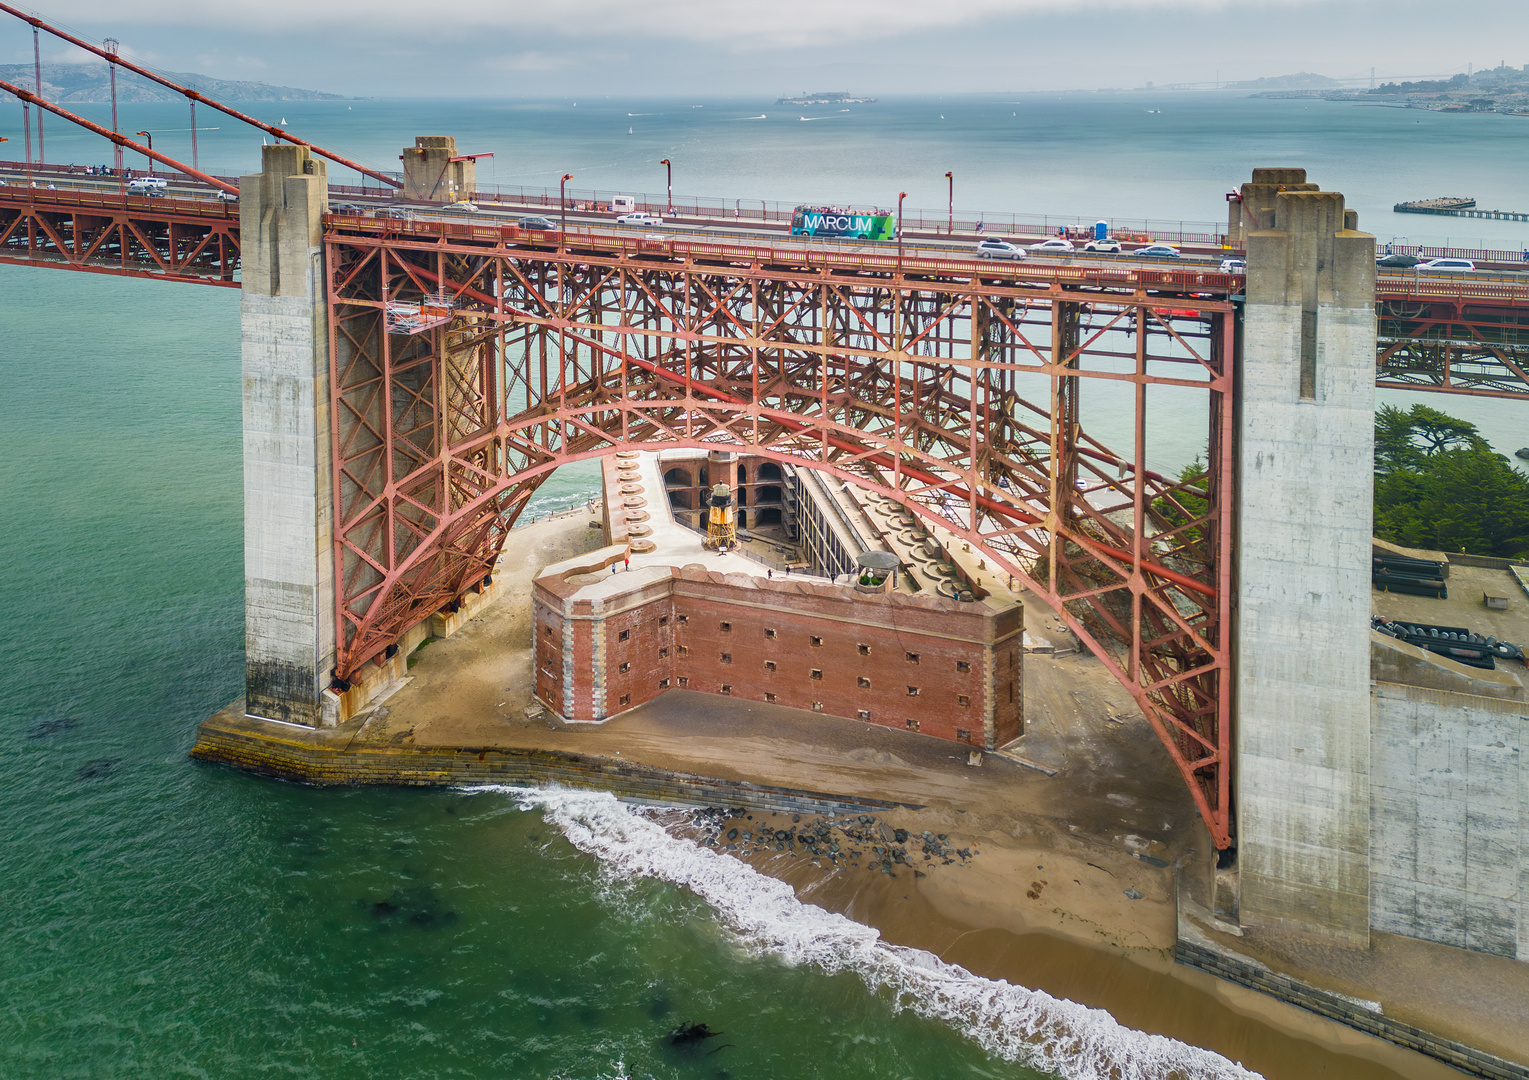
[1218,257,1247,273]
[127,176,168,195]
[1030,237,1075,252]
[1416,257,1476,272]
[445,200,479,213]
[1083,237,1121,253]
[616,211,664,226]
[974,237,1026,261]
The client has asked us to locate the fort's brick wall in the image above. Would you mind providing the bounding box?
[534,564,1023,749]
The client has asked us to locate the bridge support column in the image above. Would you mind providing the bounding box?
[1235,169,1376,944]
[240,144,334,726]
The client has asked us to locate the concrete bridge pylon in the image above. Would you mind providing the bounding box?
[1234,168,1377,945]
[240,143,335,726]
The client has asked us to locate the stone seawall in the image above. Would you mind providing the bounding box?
[191,705,922,818]
[1175,940,1529,1080]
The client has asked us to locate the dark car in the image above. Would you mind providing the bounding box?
[1377,253,1420,268]
[517,215,557,231]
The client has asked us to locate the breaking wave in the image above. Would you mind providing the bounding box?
[484,786,1264,1080]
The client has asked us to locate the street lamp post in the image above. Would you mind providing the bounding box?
[135,130,153,175]
[897,191,908,267]
[560,173,573,242]
[945,172,953,237]
[660,158,672,216]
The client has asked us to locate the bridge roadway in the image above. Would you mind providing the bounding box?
[6,163,1529,288]
[7,167,1528,399]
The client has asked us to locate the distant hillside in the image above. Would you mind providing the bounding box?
[1228,72,1340,90]
[0,61,346,102]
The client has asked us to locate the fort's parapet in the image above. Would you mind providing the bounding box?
[533,556,1023,750]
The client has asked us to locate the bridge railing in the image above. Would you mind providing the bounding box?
[0,157,239,188]
[1378,273,1529,305]
[0,181,238,220]
[1379,242,1529,266]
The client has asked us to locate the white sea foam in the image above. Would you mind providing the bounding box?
[483,786,1264,1080]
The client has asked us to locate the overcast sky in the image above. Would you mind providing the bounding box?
[4,0,1526,97]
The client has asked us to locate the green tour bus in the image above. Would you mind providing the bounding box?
[789,205,896,240]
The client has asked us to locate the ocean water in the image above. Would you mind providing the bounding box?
[3,92,1526,1078]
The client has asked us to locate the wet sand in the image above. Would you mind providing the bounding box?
[366,512,1509,1080]
[673,806,1465,1080]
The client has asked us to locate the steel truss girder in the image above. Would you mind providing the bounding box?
[1377,297,1529,399]
[0,188,240,286]
[328,232,1236,844]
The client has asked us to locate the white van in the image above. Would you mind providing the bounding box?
[611,195,635,213]
[1415,257,1476,272]
[127,176,169,196]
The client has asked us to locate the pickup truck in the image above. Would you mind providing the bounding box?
[615,211,664,227]
[127,176,169,196]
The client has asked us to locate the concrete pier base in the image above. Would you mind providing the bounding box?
[1234,169,1377,945]
[240,144,333,726]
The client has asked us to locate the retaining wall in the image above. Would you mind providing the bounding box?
[1175,939,1529,1080]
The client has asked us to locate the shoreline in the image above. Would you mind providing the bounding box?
[194,511,1526,1080]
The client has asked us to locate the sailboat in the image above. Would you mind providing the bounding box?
[280,117,288,125]
[628,126,633,134]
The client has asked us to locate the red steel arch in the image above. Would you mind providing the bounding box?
[325,218,1237,846]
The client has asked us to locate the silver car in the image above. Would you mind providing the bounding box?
[975,237,1026,261]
